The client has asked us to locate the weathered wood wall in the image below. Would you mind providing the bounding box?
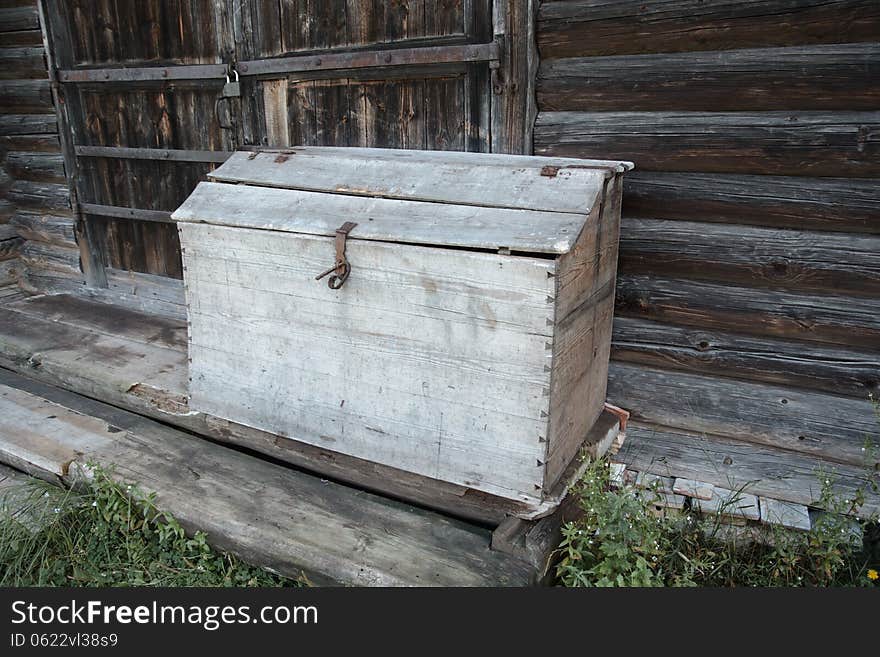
[535,1,880,477]
[0,0,77,293]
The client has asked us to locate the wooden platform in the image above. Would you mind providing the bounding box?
[0,367,535,586]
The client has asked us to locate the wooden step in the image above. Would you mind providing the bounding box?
[0,368,535,586]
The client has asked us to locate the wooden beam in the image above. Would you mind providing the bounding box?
[79,203,173,223]
[238,41,500,77]
[58,63,227,84]
[74,145,232,163]
[537,0,880,59]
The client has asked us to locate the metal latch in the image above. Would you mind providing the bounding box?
[315,221,358,289]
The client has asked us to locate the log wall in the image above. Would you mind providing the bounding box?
[0,0,78,294]
[535,1,880,475]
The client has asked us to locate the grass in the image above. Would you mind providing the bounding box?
[0,466,299,587]
[555,458,880,587]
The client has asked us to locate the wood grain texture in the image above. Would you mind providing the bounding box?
[534,111,880,176]
[622,172,880,233]
[5,151,65,183]
[181,222,556,503]
[0,294,552,523]
[0,79,53,113]
[616,274,880,350]
[537,0,880,59]
[538,43,880,111]
[209,148,627,214]
[173,180,595,254]
[608,362,879,468]
[0,370,535,586]
[612,317,880,399]
[616,422,880,515]
[619,218,880,297]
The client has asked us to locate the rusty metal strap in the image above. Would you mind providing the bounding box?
[315,221,358,290]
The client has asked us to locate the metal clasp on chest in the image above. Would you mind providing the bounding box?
[315,221,358,289]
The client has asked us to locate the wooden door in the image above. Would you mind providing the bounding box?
[41,0,534,290]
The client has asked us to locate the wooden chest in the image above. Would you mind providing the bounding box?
[172,147,631,514]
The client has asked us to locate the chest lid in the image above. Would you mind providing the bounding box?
[172,147,633,255]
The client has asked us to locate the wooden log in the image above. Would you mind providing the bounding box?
[19,240,80,274]
[0,236,23,260]
[538,43,880,111]
[0,29,42,47]
[615,274,880,350]
[0,79,53,113]
[6,180,70,211]
[9,211,76,248]
[608,362,878,467]
[612,316,880,398]
[537,0,880,59]
[0,114,56,136]
[5,151,65,183]
[619,218,880,297]
[0,5,38,33]
[0,199,13,221]
[534,111,880,177]
[0,46,46,80]
[622,172,880,234]
[616,421,880,515]
[0,259,18,286]
[0,134,60,153]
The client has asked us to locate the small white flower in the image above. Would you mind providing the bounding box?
[91,501,98,507]
[53,507,60,514]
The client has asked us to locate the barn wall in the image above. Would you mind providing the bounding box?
[0,0,78,294]
[535,1,880,471]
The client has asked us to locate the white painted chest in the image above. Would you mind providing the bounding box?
[172,147,631,512]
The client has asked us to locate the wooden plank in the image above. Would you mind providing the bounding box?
[612,316,880,399]
[623,172,880,234]
[616,421,880,515]
[5,151,65,183]
[173,180,594,254]
[619,218,880,298]
[0,113,56,135]
[491,0,539,154]
[616,274,880,350]
[8,210,75,248]
[0,79,53,113]
[537,0,880,59]
[209,147,628,214]
[79,203,172,223]
[539,43,880,111]
[0,372,534,586]
[182,222,554,503]
[534,111,880,177]
[0,46,45,79]
[608,362,878,467]
[58,63,227,83]
[238,42,500,76]
[74,145,232,163]
[0,134,60,152]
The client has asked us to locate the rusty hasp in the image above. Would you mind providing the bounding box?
[315,222,358,289]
